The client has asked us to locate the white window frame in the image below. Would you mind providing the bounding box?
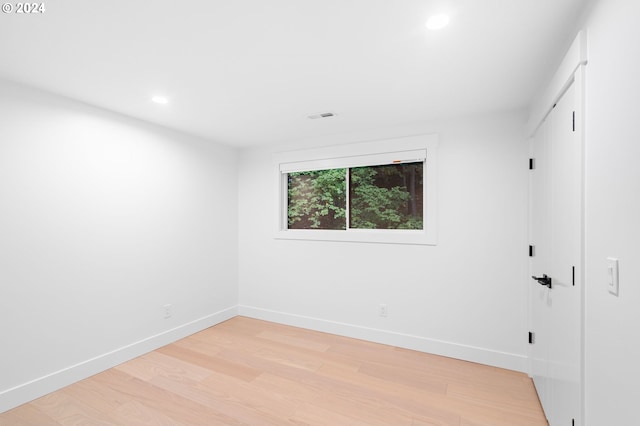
[274,134,438,245]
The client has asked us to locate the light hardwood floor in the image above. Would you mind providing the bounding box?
[0,317,547,425]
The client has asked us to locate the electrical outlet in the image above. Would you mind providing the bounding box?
[379,304,388,317]
[163,304,172,319]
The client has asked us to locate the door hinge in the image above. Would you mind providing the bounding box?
[572,266,575,286]
[528,331,535,344]
[529,245,535,257]
[572,419,575,426]
[572,111,576,132]
[529,158,535,170]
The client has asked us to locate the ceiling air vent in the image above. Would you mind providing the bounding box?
[308,112,336,119]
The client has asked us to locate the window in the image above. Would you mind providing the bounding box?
[287,162,423,230]
[275,134,438,245]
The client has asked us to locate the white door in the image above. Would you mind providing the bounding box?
[530,79,582,425]
[530,107,551,414]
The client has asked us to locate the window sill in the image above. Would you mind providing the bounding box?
[275,228,437,245]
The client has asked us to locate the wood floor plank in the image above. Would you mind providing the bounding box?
[251,373,419,426]
[357,360,450,393]
[316,363,460,424]
[113,400,188,426]
[200,371,300,420]
[255,330,332,352]
[0,403,58,426]
[114,350,213,382]
[0,316,548,425]
[92,369,240,426]
[27,390,118,426]
[157,343,263,382]
[149,374,288,425]
[290,401,380,426]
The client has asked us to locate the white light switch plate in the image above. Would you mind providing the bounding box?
[606,257,619,296]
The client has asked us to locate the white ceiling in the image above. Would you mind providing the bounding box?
[0,0,587,147]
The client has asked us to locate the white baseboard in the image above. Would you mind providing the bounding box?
[238,305,527,373]
[0,305,238,414]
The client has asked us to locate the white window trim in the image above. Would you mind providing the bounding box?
[273,133,438,245]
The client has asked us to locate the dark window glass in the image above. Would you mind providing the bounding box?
[349,162,423,229]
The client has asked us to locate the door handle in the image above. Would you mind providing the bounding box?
[532,274,552,289]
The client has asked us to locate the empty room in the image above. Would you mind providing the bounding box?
[1,0,639,425]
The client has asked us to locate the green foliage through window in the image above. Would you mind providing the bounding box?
[287,169,347,229]
[350,163,423,229]
[287,162,423,230]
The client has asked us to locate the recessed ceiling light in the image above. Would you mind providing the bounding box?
[151,96,169,104]
[425,14,450,31]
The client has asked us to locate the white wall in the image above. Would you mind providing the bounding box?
[0,81,238,412]
[582,0,640,423]
[238,111,530,371]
